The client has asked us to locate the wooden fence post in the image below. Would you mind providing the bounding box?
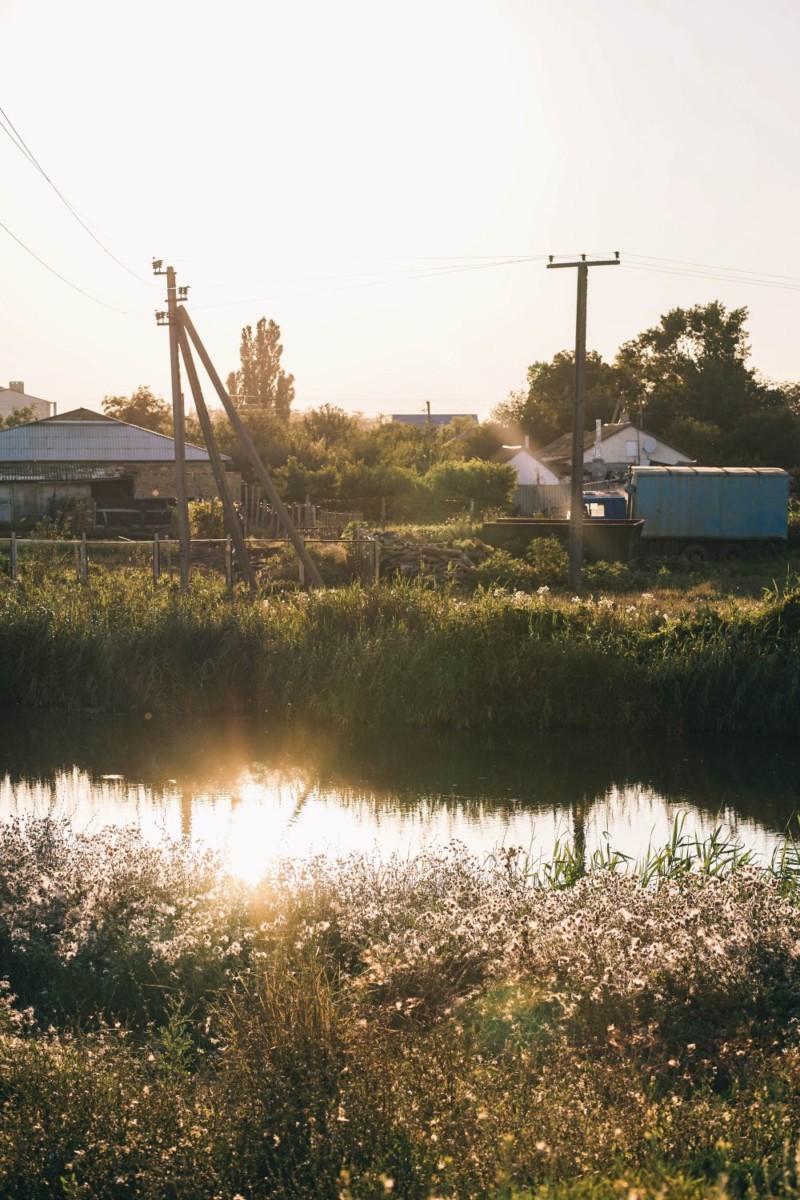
[79,533,88,585]
[298,536,305,587]
[373,536,380,583]
[153,534,161,583]
[10,533,17,582]
[225,535,233,591]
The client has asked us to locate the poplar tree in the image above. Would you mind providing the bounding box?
[226,317,295,422]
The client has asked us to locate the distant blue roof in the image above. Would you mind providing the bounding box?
[390,414,478,428]
[0,409,219,463]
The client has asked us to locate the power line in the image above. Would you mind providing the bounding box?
[622,261,800,293]
[623,251,800,290]
[0,216,128,312]
[193,255,543,310]
[0,103,152,284]
[191,256,545,290]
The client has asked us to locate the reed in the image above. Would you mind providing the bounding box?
[0,571,799,733]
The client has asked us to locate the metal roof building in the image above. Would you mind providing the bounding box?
[0,409,239,530]
[0,408,217,462]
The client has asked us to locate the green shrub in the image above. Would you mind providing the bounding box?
[423,458,517,516]
[582,558,636,592]
[474,548,535,590]
[525,535,568,585]
[188,499,227,538]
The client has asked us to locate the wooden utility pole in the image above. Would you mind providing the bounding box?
[547,253,620,591]
[176,323,258,594]
[154,260,191,591]
[178,305,324,588]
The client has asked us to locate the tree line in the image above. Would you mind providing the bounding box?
[495,300,800,470]
[101,300,800,519]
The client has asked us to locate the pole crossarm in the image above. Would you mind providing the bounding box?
[547,257,621,270]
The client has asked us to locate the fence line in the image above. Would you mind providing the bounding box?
[0,534,380,588]
[515,483,572,517]
[241,484,363,538]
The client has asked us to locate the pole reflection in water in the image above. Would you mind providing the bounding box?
[0,715,798,882]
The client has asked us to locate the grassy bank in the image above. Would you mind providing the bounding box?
[0,820,799,1198]
[1,571,800,732]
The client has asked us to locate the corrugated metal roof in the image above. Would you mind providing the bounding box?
[0,464,126,482]
[630,466,789,477]
[0,418,216,463]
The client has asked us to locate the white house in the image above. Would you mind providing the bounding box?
[491,440,560,485]
[539,420,693,477]
[0,381,56,423]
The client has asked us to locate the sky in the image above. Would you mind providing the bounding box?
[1,0,800,422]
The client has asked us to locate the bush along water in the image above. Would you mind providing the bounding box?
[1,820,800,1197]
[1,570,800,733]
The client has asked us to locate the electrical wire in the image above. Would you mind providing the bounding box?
[190,256,546,290]
[0,216,128,312]
[0,104,152,284]
[623,252,800,290]
[192,255,543,310]
[622,261,800,293]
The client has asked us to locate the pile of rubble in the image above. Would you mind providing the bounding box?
[375,535,493,582]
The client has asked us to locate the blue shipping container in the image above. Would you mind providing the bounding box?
[630,467,789,541]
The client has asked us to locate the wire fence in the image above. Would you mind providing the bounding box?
[0,534,381,588]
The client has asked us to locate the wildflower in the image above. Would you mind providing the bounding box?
[537,585,550,595]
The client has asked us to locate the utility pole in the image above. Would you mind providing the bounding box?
[176,323,257,594]
[154,259,191,592]
[178,305,324,588]
[547,252,620,591]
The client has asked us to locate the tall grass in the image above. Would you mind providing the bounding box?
[1,820,800,1196]
[1,570,800,732]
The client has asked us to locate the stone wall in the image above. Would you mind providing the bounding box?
[131,463,242,501]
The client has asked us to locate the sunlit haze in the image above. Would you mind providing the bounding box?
[2,0,798,420]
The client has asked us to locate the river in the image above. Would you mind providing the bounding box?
[1,712,798,881]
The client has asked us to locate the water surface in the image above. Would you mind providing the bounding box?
[1,713,797,880]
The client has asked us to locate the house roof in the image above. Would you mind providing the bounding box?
[491,445,547,465]
[0,410,219,463]
[390,413,478,428]
[538,422,690,463]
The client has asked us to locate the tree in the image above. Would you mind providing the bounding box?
[102,386,172,434]
[424,459,517,515]
[493,351,621,448]
[0,405,36,429]
[302,405,360,451]
[615,302,800,465]
[439,417,505,462]
[226,318,295,421]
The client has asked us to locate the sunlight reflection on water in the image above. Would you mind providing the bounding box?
[0,766,786,885]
